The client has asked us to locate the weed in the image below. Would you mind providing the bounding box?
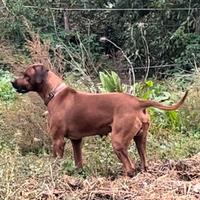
[62,159,76,175]
[99,70,123,92]
[0,70,16,102]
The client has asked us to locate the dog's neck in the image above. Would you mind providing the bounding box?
[38,71,64,104]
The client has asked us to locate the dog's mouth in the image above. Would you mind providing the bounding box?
[16,88,29,93]
[11,81,29,93]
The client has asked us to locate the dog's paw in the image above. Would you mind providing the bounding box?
[126,170,135,178]
[42,111,48,117]
[141,165,148,173]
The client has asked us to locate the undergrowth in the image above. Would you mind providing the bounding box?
[0,70,16,102]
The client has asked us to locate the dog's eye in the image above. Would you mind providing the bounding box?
[24,75,31,81]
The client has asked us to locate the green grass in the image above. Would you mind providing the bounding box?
[0,70,16,102]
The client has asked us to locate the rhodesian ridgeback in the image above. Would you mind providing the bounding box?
[12,64,188,177]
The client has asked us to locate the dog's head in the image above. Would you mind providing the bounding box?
[12,64,49,93]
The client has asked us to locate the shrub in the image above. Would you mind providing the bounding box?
[99,70,123,92]
[0,70,16,102]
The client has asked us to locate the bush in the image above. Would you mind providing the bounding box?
[0,70,16,102]
[99,70,123,92]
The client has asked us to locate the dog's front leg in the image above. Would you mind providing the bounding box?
[71,139,83,169]
[52,135,66,158]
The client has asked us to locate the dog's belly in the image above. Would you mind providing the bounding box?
[65,109,113,139]
[67,125,112,139]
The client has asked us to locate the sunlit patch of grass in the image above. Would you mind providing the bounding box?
[0,70,16,102]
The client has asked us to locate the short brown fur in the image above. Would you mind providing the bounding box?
[12,64,188,177]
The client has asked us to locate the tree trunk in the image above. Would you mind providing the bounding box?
[195,11,200,34]
[64,8,70,32]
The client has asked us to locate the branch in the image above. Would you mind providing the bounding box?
[100,37,136,94]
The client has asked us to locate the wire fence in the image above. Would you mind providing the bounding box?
[131,64,186,70]
[22,6,200,11]
[1,5,200,11]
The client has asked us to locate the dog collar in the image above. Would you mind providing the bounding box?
[45,83,66,106]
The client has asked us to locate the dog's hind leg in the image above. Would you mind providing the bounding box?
[134,122,149,171]
[111,115,142,177]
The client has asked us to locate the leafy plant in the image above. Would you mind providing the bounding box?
[99,70,123,92]
[62,159,76,175]
[84,136,118,177]
[174,33,200,68]
[135,80,171,100]
[0,70,16,102]
[135,80,182,130]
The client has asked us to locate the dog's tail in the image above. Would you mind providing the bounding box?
[139,90,188,111]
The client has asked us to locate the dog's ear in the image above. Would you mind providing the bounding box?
[34,64,49,84]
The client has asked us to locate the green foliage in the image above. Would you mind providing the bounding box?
[174,33,200,67]
[99,71,182,131]
[62,159,76,175]
[99,70,123,92]
[0,70,16,102]
[135,79,182,130]
[60,32,103,75]
[1,0,200,74]
[0,0,55,44]
[84,136,118,176]
[38,31,104,81]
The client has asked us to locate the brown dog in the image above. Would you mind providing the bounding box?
[12,64,188,177]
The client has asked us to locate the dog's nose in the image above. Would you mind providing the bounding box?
[11,80,17,89]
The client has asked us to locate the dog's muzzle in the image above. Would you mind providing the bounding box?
[11,81,29,93]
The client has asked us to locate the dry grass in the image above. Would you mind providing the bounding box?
[0,149,200,200]
[25,32,66,75]
[0,41,28,73]
[0,93,50,154]
[26,33,53,70]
